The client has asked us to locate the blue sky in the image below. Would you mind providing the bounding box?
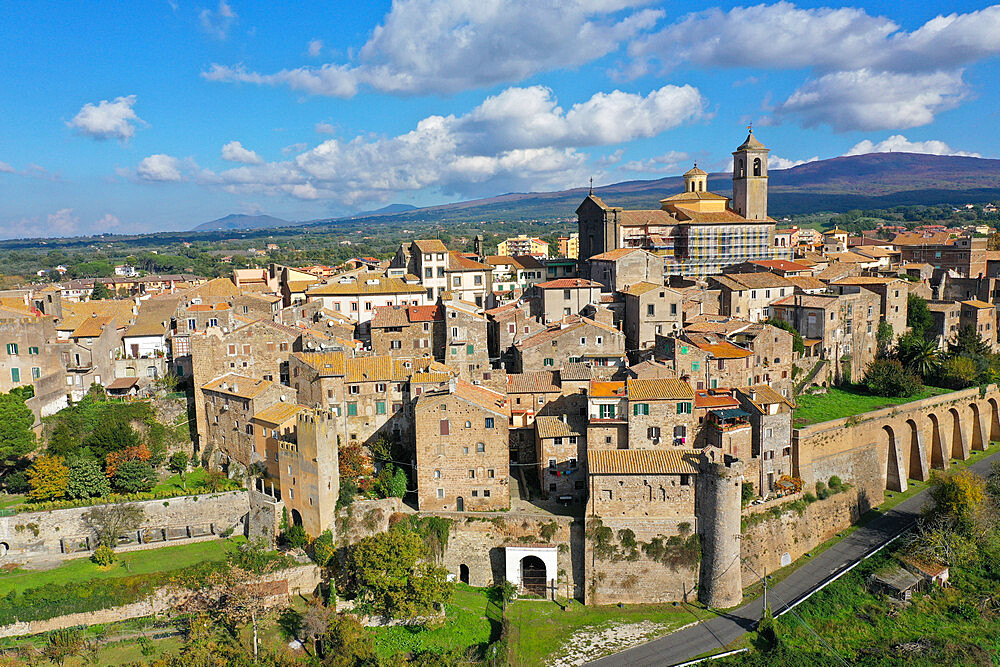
[2,1,999,238]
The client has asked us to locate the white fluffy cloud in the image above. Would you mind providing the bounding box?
[47,209,79,236]
[221,140,264,164]
[621,150,691,174]
[307,39,323,57]
[67,95,144,141]
[162,84,705,206]
[845,135,981,157]
[204,0,662,97]
[769,155,819,169]
[199,0,237,39]
[137,154,184,182]
[777,70,967,132]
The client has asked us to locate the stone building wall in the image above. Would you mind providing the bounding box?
[0,491,249,566]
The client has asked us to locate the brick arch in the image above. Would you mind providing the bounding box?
[927,413,949,471]
[884,424,906,493]
[905,418,929,482]
[949,407,970,461]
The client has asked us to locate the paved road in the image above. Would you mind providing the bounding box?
[589,450,1000,667]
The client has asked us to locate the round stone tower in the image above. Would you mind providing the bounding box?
[698,456,744,609]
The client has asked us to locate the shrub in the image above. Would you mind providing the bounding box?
[815,480,826,496]
[863,359,923,397]
[828,476,843,491]
[4,470,29,495]
[312,530,336,566]
[284,524,308,549]
[112,461,157,493]
[27,455,69,501]
[67,459,110,500]
[91,544,115,567]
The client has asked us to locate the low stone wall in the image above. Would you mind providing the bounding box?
[0,564,320,638]
[584,516,699,605]
[0,490,249,566]
[337,497,408,545]
[740,487,869,582]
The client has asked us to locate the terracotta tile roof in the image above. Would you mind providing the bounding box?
[672,207,764,224]
[202,374,275,399]
[772,294,839,309]
[831,276,897,285]
[738,384,795,411]
[506,371,560,394]
[71,314,116,338]
[448,252,492,271]
[620,282,664,297]
[413,239,448,253]
[253,403,305,425]
[589,381,626,398]
[627,377,694,401]
[436,378,509,416]
[614,210,676,227]
[345,356,409,383]
[589,248,646,261]
[694,390,739,409]
[961,299,994,309]
[534,416,583,439]
[292,351,346,375]
[685,333,753,359]
[750,260,812,272]
[589,449,701,475]
[106,377,139,391]
[187,303,230,312]
[786,276,827,291]
[684,315,753,336]
[186,277,238,299]
[892,231,953,246]
[559,363,593,381]
[510,255,544,269]
[307,277,426,296]
[536,278,601,289]
[410,371,452,384]
[714,272,794,290]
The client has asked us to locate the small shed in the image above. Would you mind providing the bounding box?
[106,377,140,398]
[869,566,922,601]
[900,556,950,587]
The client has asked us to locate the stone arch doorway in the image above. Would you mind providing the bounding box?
[928,413,948,471]
[970,403,987,451]
[884,425,906,492]
[905,419,928,482]
[291,509,303,527]
[456,496,464,512]
[520,556,547,596]
[459,564,470,585]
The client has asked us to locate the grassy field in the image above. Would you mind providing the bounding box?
[372,584,499,660]
[793,385,952,427]
[0,537,240,597]
[506,598,712,666]
[151,466,231,495]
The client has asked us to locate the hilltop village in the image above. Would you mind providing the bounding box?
[3,130,1000,615]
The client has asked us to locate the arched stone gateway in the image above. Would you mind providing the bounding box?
[520,556,547,596]
[928,413,949,472]
[459,564,470,585]
[291,509,303,527]
[949,407,970,461]
[970,403,988,452]
[905,418,929,482]
[884,425,906,493]
[504,545,558,598]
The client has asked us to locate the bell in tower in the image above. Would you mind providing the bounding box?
[732,127,769,220]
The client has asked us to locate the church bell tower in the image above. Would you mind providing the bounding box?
[732,128,769,221]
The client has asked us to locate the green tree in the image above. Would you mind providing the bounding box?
[66,458,111,499]
[27,454,69,500]
[907,293,934,338]
[876,320,894,357]
[937,356,979,389]
[347,530,451,618]
[312,530,336,567]
[323,614,377,667]
[111,460,157,493]
[0,391,37,476]
[950,324,991,356]
[168,451,189,490]
[928,469,990,535]
[895,333,940,377]
[83,416,141,460]
[373,464,407,499]
[83,502,145,548]
[863,359,923,397]
[42,628,84,667]
[90,281,112,300]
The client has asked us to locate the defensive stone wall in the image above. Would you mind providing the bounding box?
[0,490,249,566]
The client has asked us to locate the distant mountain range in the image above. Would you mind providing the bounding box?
[195,153,1000,232]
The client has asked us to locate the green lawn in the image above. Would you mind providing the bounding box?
[0,494,25,511]
[152,466,236,494]
[506,598,713,666]
[372,584,499,660]
[0,536,241,597]
[793,385,952,427]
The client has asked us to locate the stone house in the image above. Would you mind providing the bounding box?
[506,370,562,429]
[201,373,295,473]
[728,323,795,397]
[390,239,450,300]
[484,255,546,297]
[277,410,339,538]
[415,379,511,512]
[621,282,683,354]
[828,277,908,339]
[710,272,795,322]
[485,300,544,369]
[513,316,625,373]
[0,316,62,395]
[960,299,997,349]
[661,333,753,390]
[534,415,586,501]
[534,278,603,324]
[445,253,494,308]
[443,300,490,382]
[63,313,125,398]
[587,449,699,519]
[587,248,661,292]
[305,275,428,327]
[587,380,629,452]
[736,385,794,496]
[338,356,412,448]
[625,377,697,450]
[250,402,304,488]
[369,304,444,359]
[926,301,962,348]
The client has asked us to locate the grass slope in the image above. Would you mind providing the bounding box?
[793,385,952,427]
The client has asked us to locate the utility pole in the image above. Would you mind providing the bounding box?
[763,564,768,614]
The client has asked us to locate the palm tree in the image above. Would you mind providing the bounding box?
[897,336,940,377]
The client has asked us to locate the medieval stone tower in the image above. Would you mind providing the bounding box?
[280,409,339,539]
[732,129,769,221]
[697,456,744,609]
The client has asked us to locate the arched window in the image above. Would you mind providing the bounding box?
[698,181,704,192]
[753,157,762,176]
[737,159,744,177]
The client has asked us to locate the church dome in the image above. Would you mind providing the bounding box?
[683,165,708,177]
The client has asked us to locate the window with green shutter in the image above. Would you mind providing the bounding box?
[347,402,357,416]
[692,361,701,371]
[466,344,474,355]
[10,368,19,383]
[633,403,649,416]
[680,346,688,354]
[376,401,386,415]
[543,358,554,366]
[31,367,40,380]
[6,343,17,355]
[451,346,458,355]
[28,346,38,355]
